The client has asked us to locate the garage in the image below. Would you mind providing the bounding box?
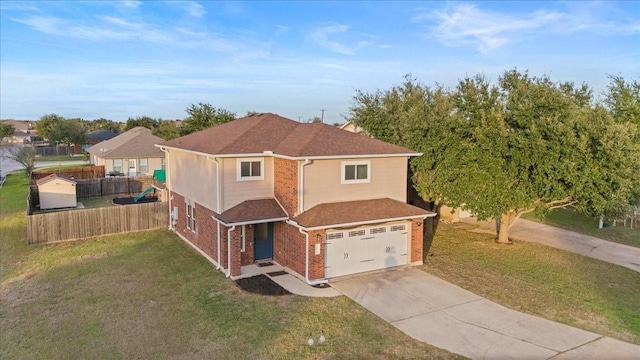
[325,222,409,278]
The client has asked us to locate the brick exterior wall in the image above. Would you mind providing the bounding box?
[306,229,326,280]
[273,222,325,281]
[273,158,298,216]
[171,191,219,263]
[411,218,425,264]
[240,225,255,266]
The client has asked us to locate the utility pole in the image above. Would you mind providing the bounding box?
[320,109,326,123]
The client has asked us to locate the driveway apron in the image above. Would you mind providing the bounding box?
[331,267,640,359]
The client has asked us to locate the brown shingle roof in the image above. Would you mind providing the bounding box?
[292,198,435,229]
[160,113,419,158]
[36,173,77,186]
[88,127,164,158]
[215,198,288,224]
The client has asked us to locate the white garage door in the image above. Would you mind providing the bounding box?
[325,222,409,278]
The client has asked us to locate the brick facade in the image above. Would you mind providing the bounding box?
[411,218,424,264]
[273,223,325,281]
[273,158,298,216]
[171,191,219,264]
[240,225,255,266]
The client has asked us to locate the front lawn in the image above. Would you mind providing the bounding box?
[522,208,640,248]
[0,173,460,360]
[423,222,640,345]
[35,154,85,162]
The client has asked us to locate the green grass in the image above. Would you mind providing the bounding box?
[423,222,640,344]
[522,208,640,248]
[34,164,88,172]
[0,173,461,360]
[77,196,115,209]
[35,155,84,162]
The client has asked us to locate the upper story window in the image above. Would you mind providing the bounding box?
[237,158,264,181]
[342,160,371,184]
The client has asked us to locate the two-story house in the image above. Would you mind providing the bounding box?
[158,113,435,285]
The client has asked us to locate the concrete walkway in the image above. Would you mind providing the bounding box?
[331,267,640,359]
[461,218,640,273]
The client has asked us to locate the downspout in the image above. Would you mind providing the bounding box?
[226,225,236,277]
[299,159,312,214]
[286,220,328,286]
[159,147,172,230]
[207,156,222,269]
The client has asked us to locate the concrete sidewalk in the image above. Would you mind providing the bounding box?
[462,218,640,273]
[332,268,640,359]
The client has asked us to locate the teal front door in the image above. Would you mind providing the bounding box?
[254,222,274,260]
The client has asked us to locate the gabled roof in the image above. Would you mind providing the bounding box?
[214,198,288,225]
[88,127,164,158]
[87,129,118,143]
[36,173,77,186]
[160,113,419,159]
[292,198,435,229]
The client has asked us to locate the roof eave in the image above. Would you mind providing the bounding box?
[293,213,435,231]
[211,215,290,227]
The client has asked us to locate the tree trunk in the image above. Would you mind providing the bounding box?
[496,212,514,244]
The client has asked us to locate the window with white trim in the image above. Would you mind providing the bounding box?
[186,202,191,230]
[241,225,246,252]
[237,158,264,181]
[341,161,371,184]
[186,200,196,232]
[113,159,123,173]
[139,158,148,173]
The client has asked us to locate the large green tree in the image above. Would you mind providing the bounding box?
[0,123,15,139]
[350,71,640,243]
[605,76,640,128]
[181,102,235,135]
[36,114,65,140]
[153,120,180,140]
[125,116,159,131]
[90,118,122,133]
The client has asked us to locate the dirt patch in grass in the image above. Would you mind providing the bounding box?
[235,274,291,296]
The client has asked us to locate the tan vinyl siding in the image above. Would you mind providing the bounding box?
[38,180,77,210]
[303,157,407,211]
[169,150,218,212]
[222,157,274,211]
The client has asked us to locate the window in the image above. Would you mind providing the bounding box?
[237,158,264,181]
[186,203,191,230]
[191,205,196,232]
[185,201,196,232]
[341,161,370,184]
[113,159,122,173]
[139,158,148,173]
[241,225,246,252]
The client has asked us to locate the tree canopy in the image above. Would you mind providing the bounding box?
[0,123,15,139]
[349,71,640,243]
[125,116,159,131]
[181,102,235,135]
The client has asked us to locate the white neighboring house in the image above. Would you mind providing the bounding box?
[37,174,77,210]
[87,127,165,176]
[339,120,364,134]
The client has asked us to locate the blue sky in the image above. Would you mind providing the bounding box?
[1,1,638,124]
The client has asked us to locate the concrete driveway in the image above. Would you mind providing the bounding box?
[331,267,640,359]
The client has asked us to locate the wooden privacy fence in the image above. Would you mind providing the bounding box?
[74,176,154,198]
[27,202,169,245]
[32,165,105,181]
[34,145,71,157]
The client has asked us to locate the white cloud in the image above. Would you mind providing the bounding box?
[307,24,376,55]
[184,1,206,18]
[415,2,640,54]
[417,3,562,54]
[121,1,141,9]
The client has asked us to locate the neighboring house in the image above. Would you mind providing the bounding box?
[158,113,435,284]
[36,174,77,210]
[339,120,364,134]
[75,129,119,154]
[88,127,164,176]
